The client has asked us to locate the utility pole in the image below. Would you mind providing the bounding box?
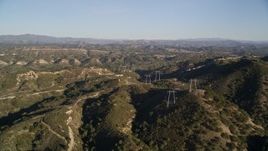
[167,90,176,108]
[145,74,151,84]
[154,71,161,82]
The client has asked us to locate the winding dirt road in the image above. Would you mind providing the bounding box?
[66,91,100,151]
[41,121,67,144]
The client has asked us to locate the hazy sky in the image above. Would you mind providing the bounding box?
[0,0,268,40]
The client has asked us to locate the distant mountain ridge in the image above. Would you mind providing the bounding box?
[0,34,118,45]
[1,34,268,47]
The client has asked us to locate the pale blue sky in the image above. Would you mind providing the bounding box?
[0,0,268,40]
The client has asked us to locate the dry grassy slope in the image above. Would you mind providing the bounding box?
[0,66,118,117]
[128,84,263,150]
[78,73,264,151]
[80,85,150,151]
[0,96,69,151]
[0,66,136,150]
[207,59,268,132]
[171,58,268,130]
[1,56,268,150]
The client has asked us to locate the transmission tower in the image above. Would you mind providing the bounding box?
[121,65,127,72]
[194,79,197,90]
[167,90,176,108]
[145,74,151,84]
[189,79,198,93]
[189,79,193,92]
[154,71,161,82]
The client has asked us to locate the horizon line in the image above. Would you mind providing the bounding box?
[1,33,268,42]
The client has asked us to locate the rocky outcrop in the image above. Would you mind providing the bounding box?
[16,71,38,87]
[33,59,49,65]
[16,61,28,66]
